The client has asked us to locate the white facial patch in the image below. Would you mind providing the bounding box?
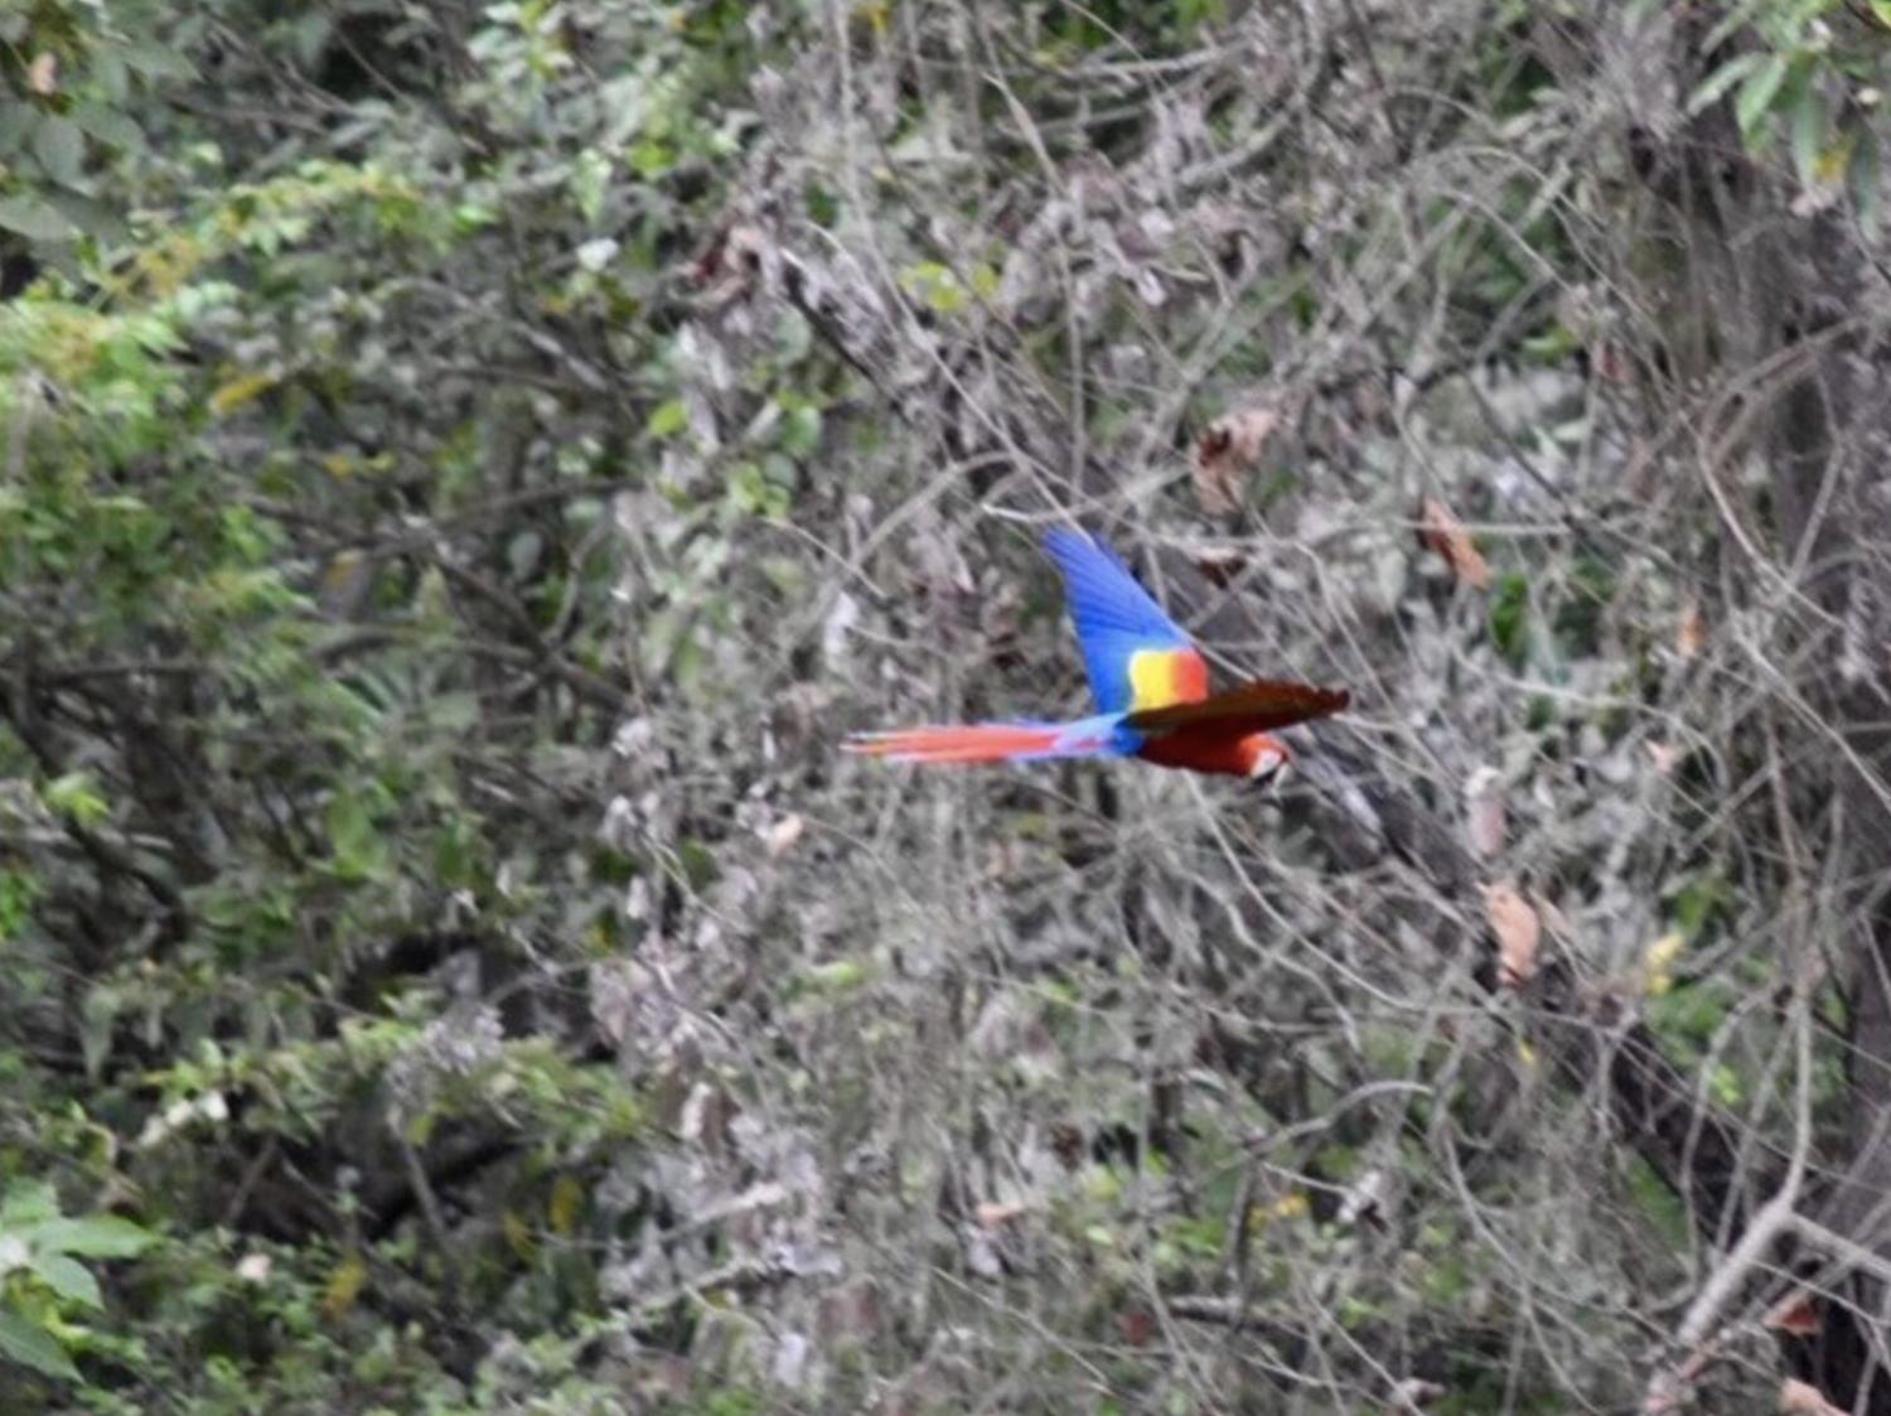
[1248,745,1287,781]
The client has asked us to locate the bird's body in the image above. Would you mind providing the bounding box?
[845,529,1348,780]
[1134,722,1281,779]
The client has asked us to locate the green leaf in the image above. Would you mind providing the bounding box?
[1488,573,1531,670]
[428,693,481,734]
[70,105,145,155]
[0,868,37,942]
[289,14,334,67]
[1623,1153,1692,1250]
[0,196,78,241]
[901,261,966,314]
[43,773,109,829]
[30,1253,101,1311]
[31,1216,155,1259]
[1850,131,1884,236]
[1734,53,1789,141]
[94,48,128,102]
[798,959,873,994]
[629,140,673,178]
[119,43,199,81]
[571,149,610,224]
[646,399,688,439]
[31,116,85,188]
[325,792,387,881]
[780,404,822,458]
[1686,52,1762,117]
[45,191,127,243]
[0,1182,60,1229]
[1872,0,1891,29]
[0,105,34,157]
[1789,79,1824,185]
[0,1307,77,1381]
[1702,0,1768,55]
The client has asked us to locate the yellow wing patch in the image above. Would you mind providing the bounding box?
[1127,649,1209,712]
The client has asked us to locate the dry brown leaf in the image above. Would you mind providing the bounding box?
[1482,882,1540,989]
[1591,340,1631,384]
[690,221,767,301]
[1677,600,1707,660]
[27,52,57,95]
[1763,1288,1822,1337]
[1417,498,1492,591]
[1118,1307,1157,1347]
[1464,766,1506,860]
[1779,1379,1846,1415]
[1193,407,1278,516]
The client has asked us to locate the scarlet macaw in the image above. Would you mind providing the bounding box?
[845,529,1349,780]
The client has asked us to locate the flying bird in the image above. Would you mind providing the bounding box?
[844,529,1349,781]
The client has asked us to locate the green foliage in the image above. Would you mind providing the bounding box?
[1489,572,1533,669]
[0,0,766,1400]
[0,1181,155,1382]
[1685,0,1891,227]
[0,1,190,245]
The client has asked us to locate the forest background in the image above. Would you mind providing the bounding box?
[5,1,1891,1412]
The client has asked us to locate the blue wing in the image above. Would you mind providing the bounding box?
[1040,529,1202,714]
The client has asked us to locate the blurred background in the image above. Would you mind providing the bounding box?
[3,1,1891,1411]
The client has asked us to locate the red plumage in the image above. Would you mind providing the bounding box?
[1134,728,1284,778]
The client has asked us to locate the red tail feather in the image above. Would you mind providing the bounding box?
[843,724,1066,765]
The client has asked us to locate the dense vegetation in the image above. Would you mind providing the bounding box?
[5,1,1891,1411]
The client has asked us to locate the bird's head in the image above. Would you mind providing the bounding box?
[1239,733,1290,785]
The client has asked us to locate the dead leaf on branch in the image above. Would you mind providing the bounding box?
[1482,882,1539,990]
[689,221,768,303]
[1676,600,1707,660]
[1118,1308,1157,1347]
[1591,340,1632,385]
[1193,407,1279,516]
[1763,1288,1822,1337]
[1417,497,1492,591]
